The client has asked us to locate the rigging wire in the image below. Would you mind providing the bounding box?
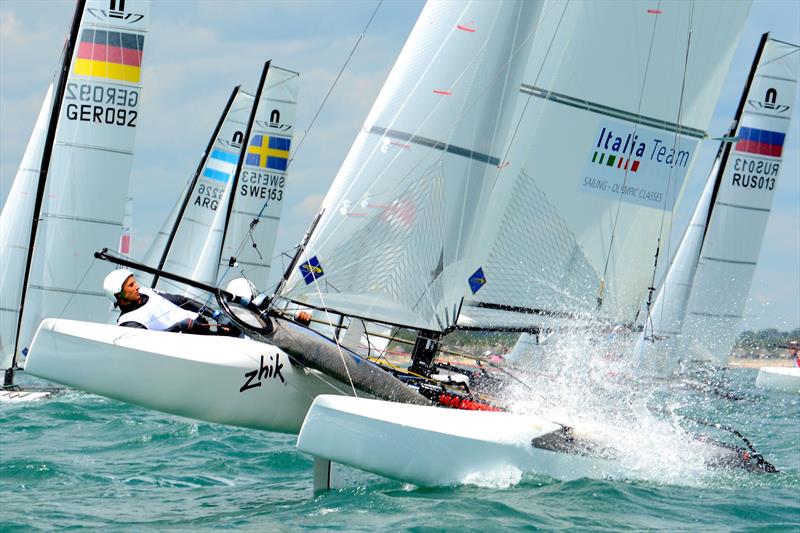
[598,0,663,309]
[298,247,359,398]
[645,1,695,341]
[289,0,384,166]
[215,0,385,294]
[495,0,571,187]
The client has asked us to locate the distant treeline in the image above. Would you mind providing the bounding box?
[733,328,800,358]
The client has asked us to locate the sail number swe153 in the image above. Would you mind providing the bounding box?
[239,170,284,201]
[64,82,138,127]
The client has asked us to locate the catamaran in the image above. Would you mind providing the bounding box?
[24,0,780,483]
[0,0,149,401]
[635,34,799,377]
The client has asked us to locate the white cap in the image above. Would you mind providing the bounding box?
[103,269,133,301]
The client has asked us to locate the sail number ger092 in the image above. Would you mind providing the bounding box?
[64,82,138,127]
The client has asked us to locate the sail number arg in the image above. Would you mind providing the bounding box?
[64,82,138,127]
[194,183,225,211]
[731,156,779,190]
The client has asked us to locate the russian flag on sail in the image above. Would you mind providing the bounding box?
[202,149,238,183]
[735,126,785,157]
[73,29,145,83]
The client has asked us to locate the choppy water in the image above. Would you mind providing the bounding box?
[1,369,798,531]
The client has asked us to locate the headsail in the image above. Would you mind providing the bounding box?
[217,65,299,291]
[681,36,799,364]
[0,85,55,372]
[9,0,149,375]
[459,1,752,329]
[148,87,254,288]
[280,0,544,331]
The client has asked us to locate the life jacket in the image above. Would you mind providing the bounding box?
[118,287,198,330]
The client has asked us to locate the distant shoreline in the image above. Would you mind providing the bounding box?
[729,358,796,369]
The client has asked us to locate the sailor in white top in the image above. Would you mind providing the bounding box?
[103,269,239,335]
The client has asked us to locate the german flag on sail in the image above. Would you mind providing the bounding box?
[73,29,144,83]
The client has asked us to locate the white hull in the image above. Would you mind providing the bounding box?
[0,389,55,402]
[24,319,349,433]
[297,395,627,486]
[755,366,800,393]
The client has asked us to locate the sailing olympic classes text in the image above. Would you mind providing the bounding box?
[731,156,779,190]
[64,82,138,127]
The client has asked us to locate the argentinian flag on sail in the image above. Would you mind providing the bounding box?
[203,149,238,183]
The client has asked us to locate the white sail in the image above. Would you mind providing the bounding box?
[218,66,299,291]
[281,0,544,331]
[15,0,149,361]
[633,155,721,374]
[0,85,54,370]
[681,37,799,364]
[460,0,752,328]
[154,88,254,287]
[138,187,183,288]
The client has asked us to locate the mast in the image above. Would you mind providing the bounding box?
[218,61,271,272]
[5,0,86,387]
[701,32,770,242]
[152,86,241,288]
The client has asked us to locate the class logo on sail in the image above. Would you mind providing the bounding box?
[468,267,486,294]
[73,29,144,83]
[87,0,145,24]
[203,149,238,183]
[246,134,291,171]
[299,256,324,285]
[734,126,785,158]
[747,87,791,114]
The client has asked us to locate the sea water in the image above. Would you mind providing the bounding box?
[1,369,798,531]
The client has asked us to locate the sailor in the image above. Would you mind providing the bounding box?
[102,269,239,336]
[789,341,799,368]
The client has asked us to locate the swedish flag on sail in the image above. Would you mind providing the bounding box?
[299,256,324,285]
[246,134,291,171]
[203,149,238,183]
[469,267,486,294]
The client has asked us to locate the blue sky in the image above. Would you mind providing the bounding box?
[1,0,798,331]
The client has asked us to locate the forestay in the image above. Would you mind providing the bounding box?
[681,37,799,364]
[218,66,298,291]
[460,0,752,328]
[14,0,149,363]
[281,0,544,331]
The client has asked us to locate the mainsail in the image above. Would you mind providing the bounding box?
[280,0,544,331]
[460,0,752,329]
[1,0,149,383]
[680,36,799,364]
